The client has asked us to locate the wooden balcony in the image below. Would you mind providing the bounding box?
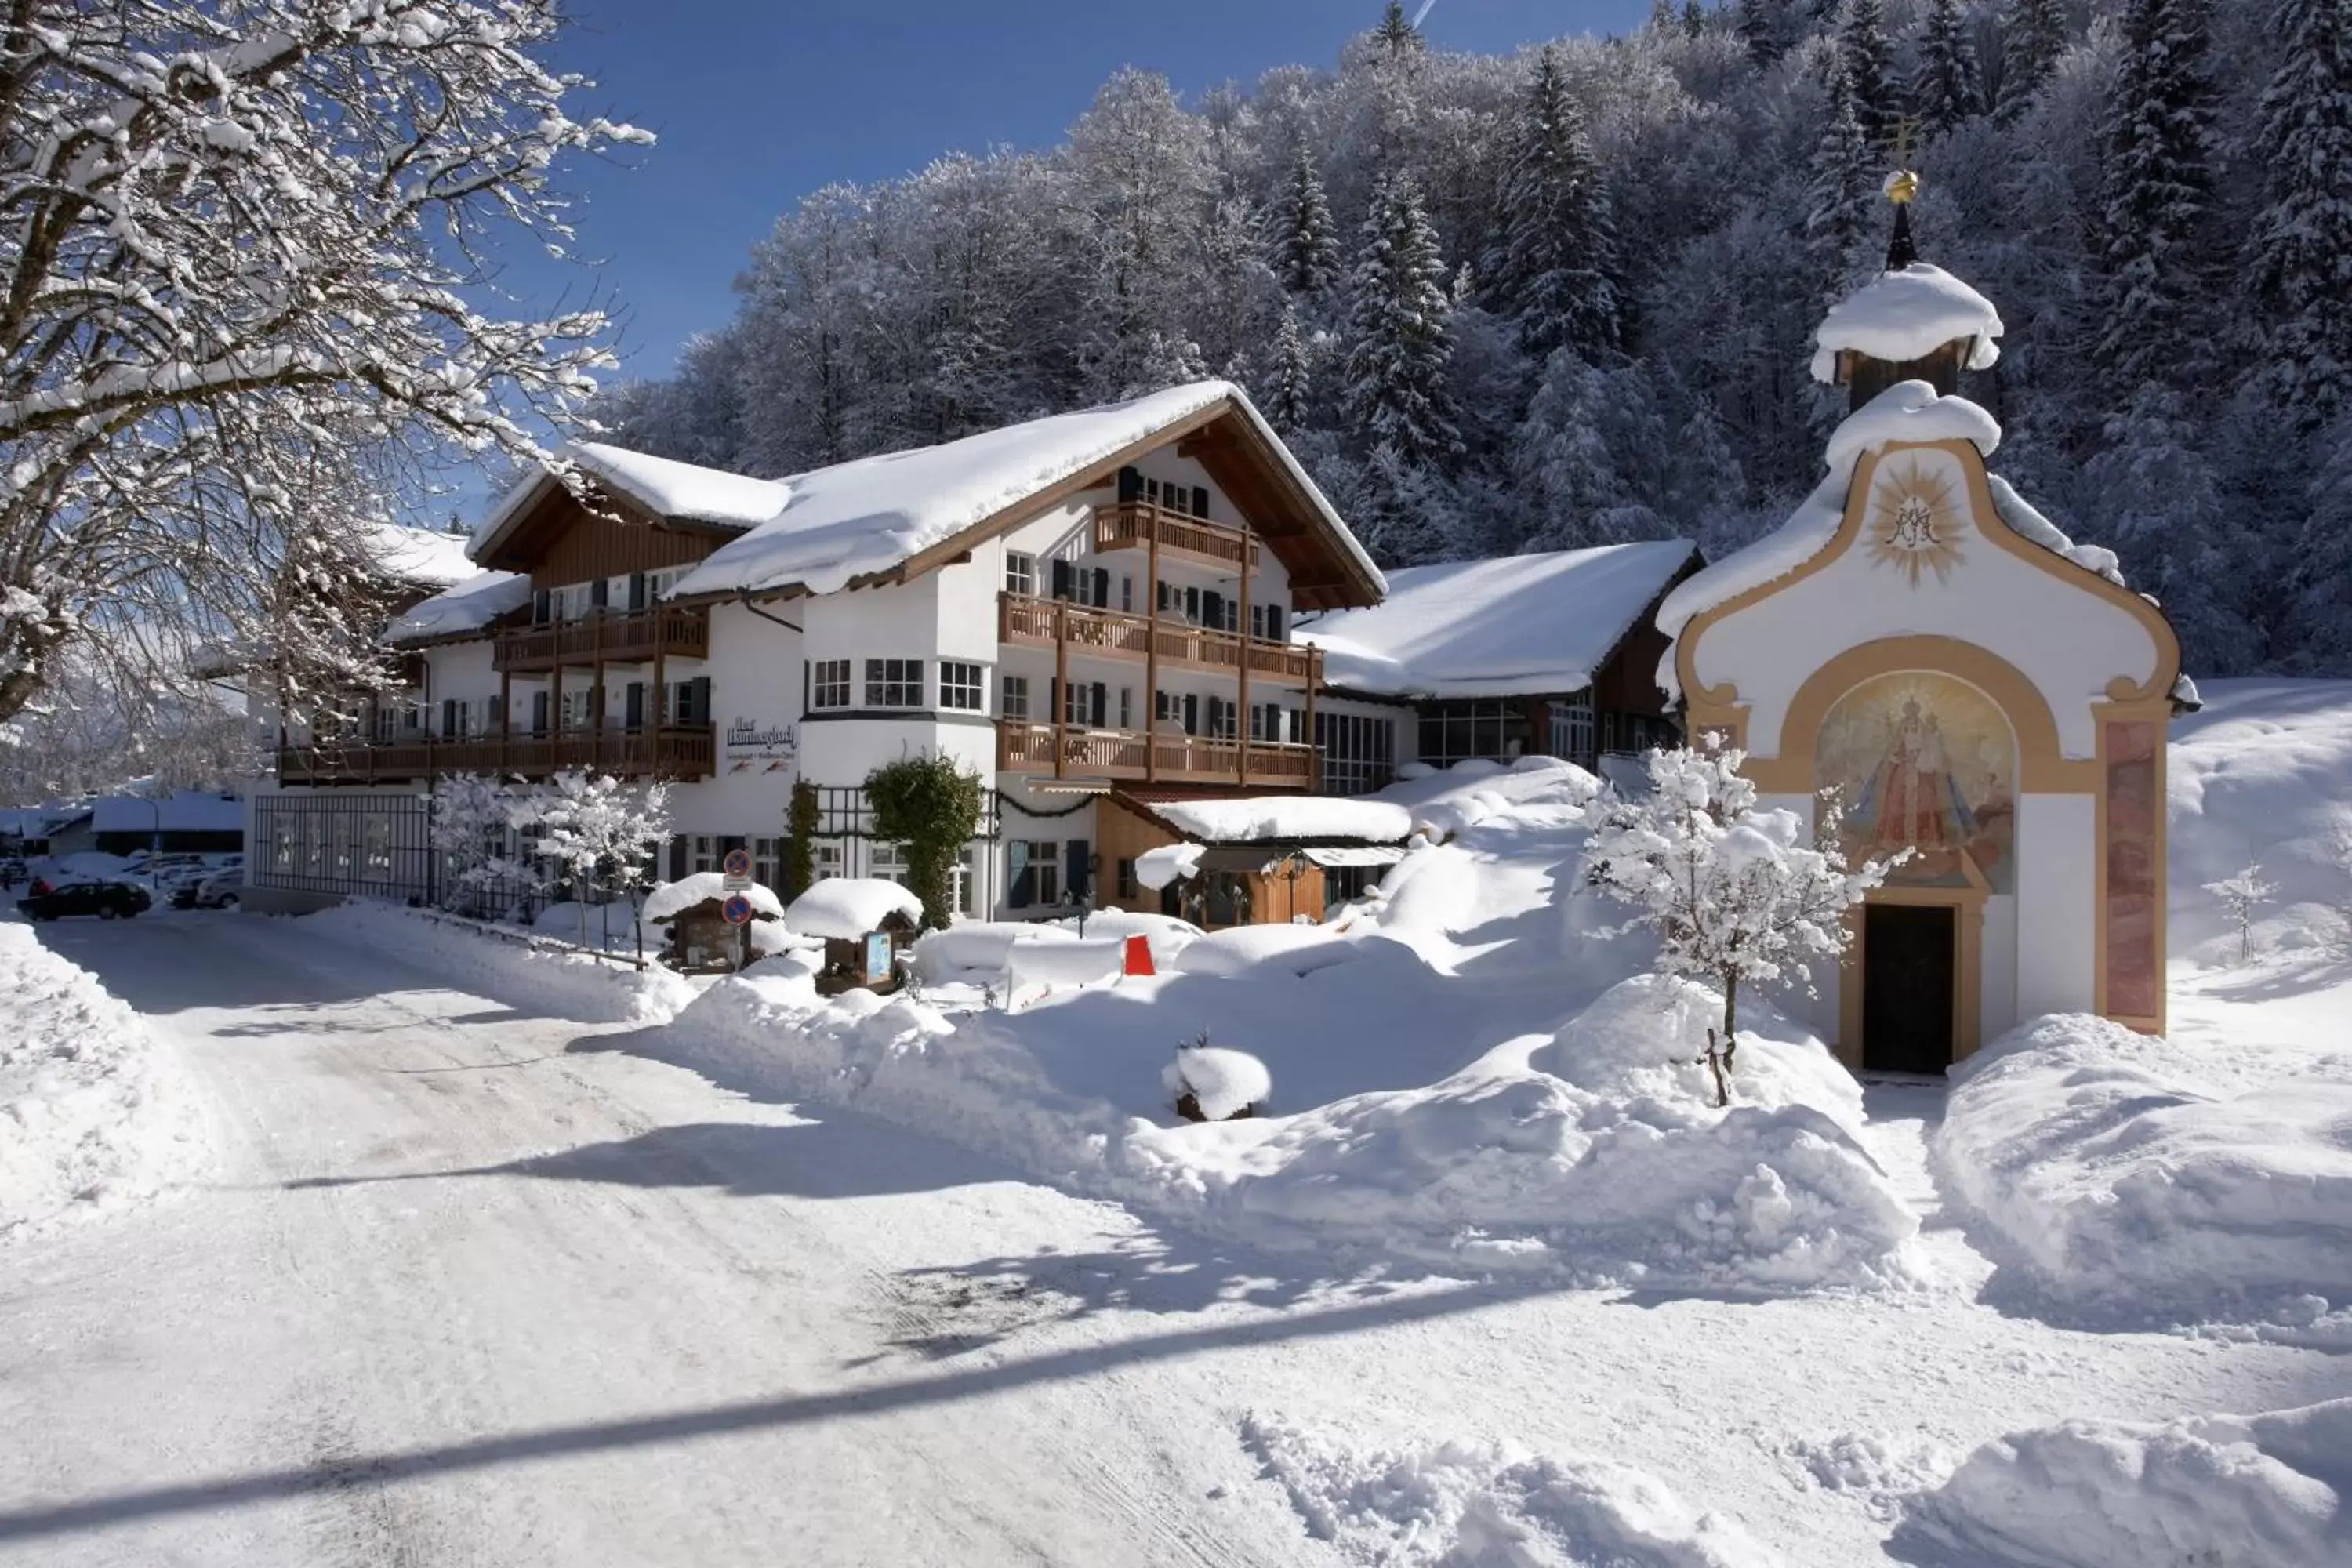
[494,606,709,672]
[277,726,717,785]
[999,593,1319,684]
[996,721,1318,789]
[1093,501,1260,572]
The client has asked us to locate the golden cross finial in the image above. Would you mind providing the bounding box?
[1886,118,1921,204]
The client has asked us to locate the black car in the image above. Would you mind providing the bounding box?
[19,877,151,920]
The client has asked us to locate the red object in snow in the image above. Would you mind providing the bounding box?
[1123,933,1155,977]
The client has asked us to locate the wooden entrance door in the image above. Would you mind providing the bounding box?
[1862,904,1956,1074]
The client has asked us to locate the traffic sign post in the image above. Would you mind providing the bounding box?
[721,846,753,891]
[721,888,754,974]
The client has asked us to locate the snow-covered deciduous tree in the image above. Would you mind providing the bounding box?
[1271,143,1341,299]
[1481,45,1621,363]
[2244,0,2352,430]
[2202,862,2275,964]
[1914,0,1985,137]
[1345,172,1463,474]
[532,771,673,950]
[0,0,648,731]
[430,774,539,915]
[1583,742,1904,1106]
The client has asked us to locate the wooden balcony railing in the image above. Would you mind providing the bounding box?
[494,606,709,672]
[1093,501,1260,572]
[278,725,717,785]
[999,593,1319,684]
[996,721,1318,789]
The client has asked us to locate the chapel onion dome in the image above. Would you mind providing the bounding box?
[1812,170,2005,412]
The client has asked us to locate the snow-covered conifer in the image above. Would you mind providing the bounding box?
[1481,46,1623,362]
[1265,307,1315,431]
[1272,144,1343,299]
[2094,0,2222,397]
[1998,0,2071,119]
[1806,59,1881,306]
[0,0,649,729]
[1345,172,1464,472]
[1914,0,1985,137]
[1373,0,1425,54]
[1840,0,1899,147]
[1583,742,1903,1106]
[1740,0,1794,65]
[2245,0,2352,429]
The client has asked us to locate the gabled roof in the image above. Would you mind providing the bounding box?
[361,523,479,590]
[387,568,532,646]
[1295,540,1700,700]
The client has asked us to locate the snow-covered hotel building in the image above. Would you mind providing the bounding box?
[251,384,1700,924]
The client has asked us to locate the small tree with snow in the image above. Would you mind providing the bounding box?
[431,774,519,914]
[2202,862,2275,964]
[1583,742,1905,1107]
[532,771,673,950]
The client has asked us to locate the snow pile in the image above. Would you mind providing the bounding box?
[907,913,1199,984]
[303,902,694,1025]
[1809,263,2004,383]
[1780,1431,1960,1523]
[0,923,201,1237]
[570,441,792,528]
[672,381,1381,601]
[1819,379,2002,476]
[1899,1398,2352,1568]
[1240,1414,1785,1568]
[1292,541,1696,700]
[1933,1013,2352,1331]
[1165,1043,1271,1119]
[782,878,921,941]
[1147,795,1411,844]
[641,873,784,924]
[1004,935,1127,994]
[1134,841,1203,889]
[2169,678,2352,962]
[1171,924,1363,978]
[1124,975,1917,1288]
[387,568,529,642]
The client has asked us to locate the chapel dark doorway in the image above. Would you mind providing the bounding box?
[1862,903,1956,1074]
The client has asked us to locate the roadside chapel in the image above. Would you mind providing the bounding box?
[1656,172,2190,1076]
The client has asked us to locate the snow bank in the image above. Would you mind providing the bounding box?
[1172,924,1364,978]
[387,568,528,642]
[641,872,783,924]
[1166,1044,1272,1119]
[1933,1013,2352,1330]
[1292,541,1696,700]
[782,878,921,941]
[1004,935,1127,993]
[1900,1398,2352,1568]
[1809,263,2003,384]
[1134,842,1203,890]
[0,923,201,1237]
[1148,795,1411,844]
[1241,1414,1785,1568]
[302,902,693,1025]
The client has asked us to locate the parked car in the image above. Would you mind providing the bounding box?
[173,868,243,910]
[19,876,151,920]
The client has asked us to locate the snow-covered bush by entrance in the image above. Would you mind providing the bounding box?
[1898,1397,2352,1568]
[1240,1413,1786,1568]
[1166,1039,1270,1120]
[1933,1013,2352,1332]
[1,924,201,1237]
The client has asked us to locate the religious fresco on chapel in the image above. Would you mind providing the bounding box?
[1813,670,2016,895]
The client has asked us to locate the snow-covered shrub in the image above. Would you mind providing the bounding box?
[532,771,672,949]
[1166,1034,1272,1121]
[1583,742,1900,1104]
[2201,860,2275,964]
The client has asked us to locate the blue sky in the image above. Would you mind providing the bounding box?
[511,0,1657,384]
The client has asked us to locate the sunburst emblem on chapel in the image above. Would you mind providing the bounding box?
[1866,458,1967,587]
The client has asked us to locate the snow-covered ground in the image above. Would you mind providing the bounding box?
[1,681,2348,1563]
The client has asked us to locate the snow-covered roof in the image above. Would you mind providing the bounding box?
[1144,796,1414,845]
[1657,382,2002,648]
[362,523,479,589]
[571,442,793,529]
[1296,541,1696,699]
[641,873,784,924]
[387,569,531,644]
[783,877,924,940]
[1810,263,2004,385]
[670,381,1384,601]
[89,792,242,834]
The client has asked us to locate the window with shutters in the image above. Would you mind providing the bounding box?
[1062,680,1108,728]
[811,659,851,710]
[561,689,593,731]
[1010,840,1058,908]
[1001,674,1029,720]
[939,661,984,711]
[688,835,718,875]
[752,837,782,891]
[1004,551,1036,598]
[865,658,924,707]
[812,841,844,882]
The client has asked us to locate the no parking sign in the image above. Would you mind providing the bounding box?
[720,893,754,925]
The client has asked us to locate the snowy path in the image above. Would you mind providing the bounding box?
[2,915,2345,1565]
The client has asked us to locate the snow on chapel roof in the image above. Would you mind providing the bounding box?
[1810,263,2004,385]
[1296,541,1697,700]
[671,381,1383,601]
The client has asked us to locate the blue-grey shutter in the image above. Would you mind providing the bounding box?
[1091,568,1109,607]
[1117,466,1144,503]
[1185,586,1200,622]
[625,682,645,728]
[1267,605,1284,641]
[1051,558,1073,600]
[590,578,608,608]
[1183,694,1199,735]
[532,691,550,732]
[688,677,712,726]
[1192,485,1209,518]
[1008,840,1033,906]
[1065,840,1091,901]
[1202,590,1223,630]
[532,589,551,624]
[667,837,687,880]
[441,699,456,736]
[628,573,648,612]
